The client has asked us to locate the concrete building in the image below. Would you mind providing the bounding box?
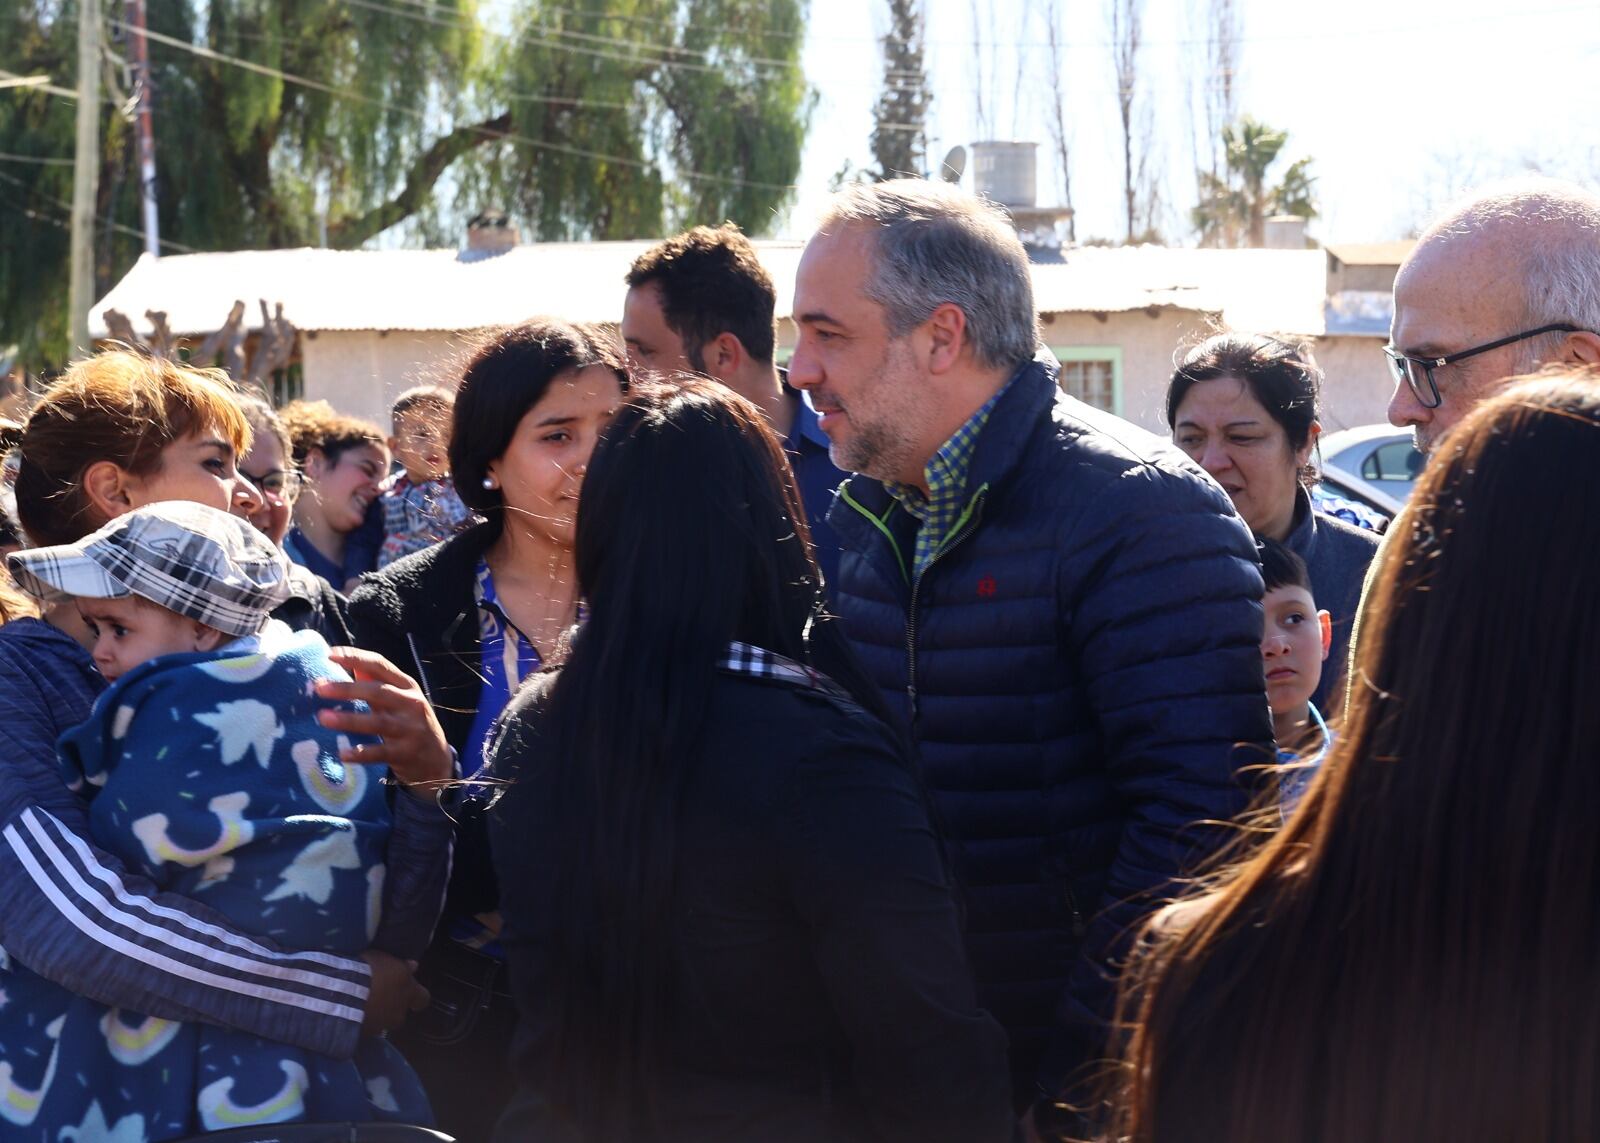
[90,235,1411,435]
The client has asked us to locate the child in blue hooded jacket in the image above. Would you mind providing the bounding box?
[2,501,432,1141]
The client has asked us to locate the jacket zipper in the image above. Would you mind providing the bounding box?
[905,485,988,731]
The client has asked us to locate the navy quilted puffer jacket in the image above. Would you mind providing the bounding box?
[827,356,1273,1100]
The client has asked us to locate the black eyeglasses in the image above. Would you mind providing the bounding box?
[1384,323,1584,409]
[242,467,302,501]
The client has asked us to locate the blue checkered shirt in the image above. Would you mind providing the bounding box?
[887,388,1004,578]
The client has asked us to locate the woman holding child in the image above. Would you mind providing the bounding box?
[0,352,453,1138]
[348,317,628,1139]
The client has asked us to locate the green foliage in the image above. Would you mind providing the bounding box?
[1191,115,1318,247]
[471,0,810,241]
[0,0,810,369]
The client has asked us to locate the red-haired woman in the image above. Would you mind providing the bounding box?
[0,352,453,1130]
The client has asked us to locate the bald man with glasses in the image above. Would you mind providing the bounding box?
[1386,178,1600,455]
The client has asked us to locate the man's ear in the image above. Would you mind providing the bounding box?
[81,459,136,520]
[1565,330,1600,366]
[924,303,968,375]
[192,621,229,653]
[704,332,745,381]
[1318,610,1333,660]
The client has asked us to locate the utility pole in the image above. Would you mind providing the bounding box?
[69,0,101,358]
[125,0,159,258]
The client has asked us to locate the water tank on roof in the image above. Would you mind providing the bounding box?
[1264,214,1308,250]
[971,141,1038,209]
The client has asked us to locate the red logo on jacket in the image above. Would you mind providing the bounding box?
[977,574,997,598]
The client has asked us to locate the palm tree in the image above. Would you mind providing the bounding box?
[1192,116,1317,247]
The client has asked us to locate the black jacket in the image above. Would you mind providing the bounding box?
[488,665,1013,1143]
[346,521,502,921]
[829,356,1274,1097]
[274,562,355,646]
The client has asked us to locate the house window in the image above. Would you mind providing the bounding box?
[270,362,304,406]
[1051,347,1122,415]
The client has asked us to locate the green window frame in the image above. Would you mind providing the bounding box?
[1050,346,1122,416]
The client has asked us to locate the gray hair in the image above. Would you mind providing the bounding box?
[1424,177,1600,371]
[818,179,1041,370]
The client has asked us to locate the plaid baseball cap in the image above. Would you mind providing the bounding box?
[7,501,291,637]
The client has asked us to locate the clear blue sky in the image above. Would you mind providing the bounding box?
[785,0,1600,243]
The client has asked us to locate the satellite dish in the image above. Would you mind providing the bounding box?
[939,145,967,184]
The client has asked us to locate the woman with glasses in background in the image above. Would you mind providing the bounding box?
[238,394,356,644]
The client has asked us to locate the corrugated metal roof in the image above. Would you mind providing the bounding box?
[90,242,1331,339]
[1032,246,1328,334]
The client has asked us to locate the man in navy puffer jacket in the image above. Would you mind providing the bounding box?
[789,180,1274,1130]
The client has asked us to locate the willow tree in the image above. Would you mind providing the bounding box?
[0,0,479,364]
[468,0,811,241]
[0,0,811,367]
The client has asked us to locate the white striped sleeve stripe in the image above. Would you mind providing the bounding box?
[31,809,362,979]
[7,810,368,1009]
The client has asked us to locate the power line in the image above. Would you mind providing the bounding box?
[119,20,795,193]
[0,166,197,252]
[0,151,75,166]
[340,0,802,76]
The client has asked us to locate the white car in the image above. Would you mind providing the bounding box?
[1319,424,1423,518]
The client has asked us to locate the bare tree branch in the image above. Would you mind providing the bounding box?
[1042,0,1075,241]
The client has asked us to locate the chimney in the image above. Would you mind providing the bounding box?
[1263,214,1308,250]
[466,209,519,256]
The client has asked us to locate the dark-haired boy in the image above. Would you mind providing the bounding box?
[377,385,474,568]
[623,224,848,592]
[1258,535,1333,815]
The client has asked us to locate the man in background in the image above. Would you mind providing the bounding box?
[1386,178,1600,454]
[623,224,848,591]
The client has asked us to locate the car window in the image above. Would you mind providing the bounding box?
[1360,440,1423,483]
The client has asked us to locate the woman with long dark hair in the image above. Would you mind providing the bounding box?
[488,379,1011,1143]
[1117,370,1600,1143]
[348,318,627,1138]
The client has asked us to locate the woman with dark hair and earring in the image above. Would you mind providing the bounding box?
[1167,332,1380,706]
[486,379,1012,1143]
[347,318,626,1138]
[1117,369,1600,1143]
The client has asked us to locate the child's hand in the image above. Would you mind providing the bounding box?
[315,647,454,797]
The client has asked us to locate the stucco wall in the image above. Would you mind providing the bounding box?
[299,318,1395,441]
[1038,308,1214,430]
[1312,336,1395,431]
[299,329,474,427]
